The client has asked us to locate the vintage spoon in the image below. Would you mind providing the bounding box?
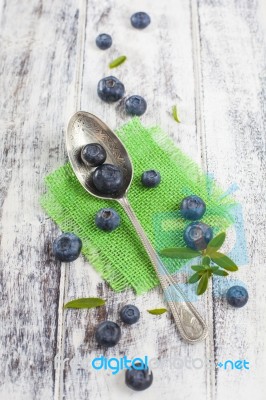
[66,111,208,343]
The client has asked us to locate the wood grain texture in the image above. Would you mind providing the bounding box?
[0,0,265,399]
[0,0,80,398]
[197,1,266,399]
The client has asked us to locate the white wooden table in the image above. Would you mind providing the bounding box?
[1,1,266,399]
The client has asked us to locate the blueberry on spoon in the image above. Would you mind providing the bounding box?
[81,143,106,167]
[92,163,124,194]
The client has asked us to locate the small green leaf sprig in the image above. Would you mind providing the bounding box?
[109,55,127,68]
[64,297,105,309]
[172,105,181,123]
[161,232,238,295]
[147,308,167,315]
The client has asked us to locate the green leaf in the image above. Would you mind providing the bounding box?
[188,272,201,284]
[160,247,201,259]
[64,298,105,309]
[147,308,167,315]
[172,105,181,123]
[206,232,226,255]
[191,265,205,272]
[210,266,219,272]
[212,269,229,276]
[197,273,209,295]
[211,252,238,271]
[109,55,127,68]
[202,256,211,265]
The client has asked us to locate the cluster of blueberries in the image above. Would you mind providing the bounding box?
[52,193,247,391]
[81,141,161,231]
[52,140,161,257]
[179,195,249,308]
[94,167,160,231]
[180,195,213,251]
[52,140,159,390]
[52,188,248,308]
[96,12,151,116]
[95,306,153,391]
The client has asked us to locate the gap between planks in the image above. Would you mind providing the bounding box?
[190,1,216,399]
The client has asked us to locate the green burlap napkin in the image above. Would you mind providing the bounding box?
[40,118,235,294]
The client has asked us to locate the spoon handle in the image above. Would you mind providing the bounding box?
[119,197,208,343]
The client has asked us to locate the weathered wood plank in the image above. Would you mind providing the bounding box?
[60,0,215,399]
[197,0,266,399]
[0,0,81,398]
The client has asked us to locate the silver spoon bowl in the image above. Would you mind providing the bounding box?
[66,111,208,343]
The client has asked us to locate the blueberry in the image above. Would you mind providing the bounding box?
[53,233,82,262]
[125,95,147,116]
[141,170,161,188]
[226,285,249,308]
[92,163,124,194]
[95,321,121,347]
[125,363,153,391]
[97,76,125,102]
[81,143,107,167]
[120,305,140,325]
[180,195,206,220]
[131,12,151,29]
[95,208,120,231]
[96,33,112,50]
[183,222,213,250]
